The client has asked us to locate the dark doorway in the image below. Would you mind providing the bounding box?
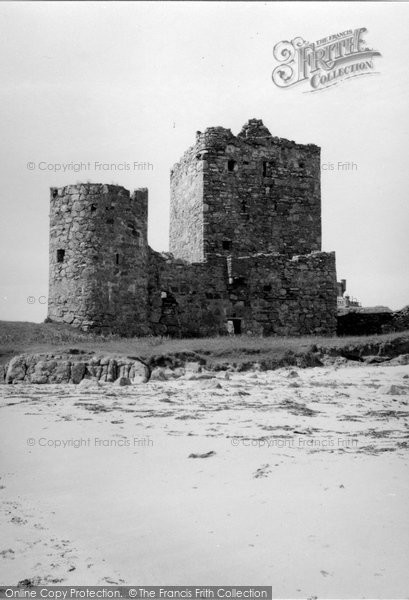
[228,318,242,335]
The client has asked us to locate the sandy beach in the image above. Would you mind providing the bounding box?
[1,363,409,597]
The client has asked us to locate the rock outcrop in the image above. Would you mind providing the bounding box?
[3,351,150,385]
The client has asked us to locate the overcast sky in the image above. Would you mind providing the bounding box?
[0,1,408,322]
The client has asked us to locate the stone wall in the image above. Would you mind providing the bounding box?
[169,119,321,262]
[337,311,394,336]
[145,250,337,337]
[147,250,229,337]
[169,146,204,262]
[48,184,150,336]
[226,251,337,336]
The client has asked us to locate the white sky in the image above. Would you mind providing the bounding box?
[0,1,408,322]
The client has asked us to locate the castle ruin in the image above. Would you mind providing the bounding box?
[47,119,337,336]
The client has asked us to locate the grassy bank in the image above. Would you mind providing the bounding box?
[1,320,409,371]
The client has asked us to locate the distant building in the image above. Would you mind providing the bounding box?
[337,279,361,311]
[336,278,394,335]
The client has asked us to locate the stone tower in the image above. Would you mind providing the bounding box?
[47,119,337,338]
[169,119,321,262]
[47,183,150,335]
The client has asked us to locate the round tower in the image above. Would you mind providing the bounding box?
[47,183,150,335]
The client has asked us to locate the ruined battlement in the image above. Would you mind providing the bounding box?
[49,184,149,238]
[191,119,320,153]
[48,119,337,337]
[170,119,321,263]
[175,120,319,174]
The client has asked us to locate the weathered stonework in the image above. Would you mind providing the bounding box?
[48,184,150,335]
[48,119,338,337]
[225,251,336,336]
[170,119,321,261]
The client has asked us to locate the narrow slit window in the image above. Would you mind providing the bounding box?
[262,161,267,177]
[115,253,120,265]
[57,249,65,263]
